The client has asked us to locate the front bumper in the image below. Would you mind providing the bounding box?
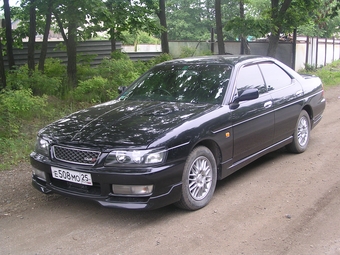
[30,152,184,210]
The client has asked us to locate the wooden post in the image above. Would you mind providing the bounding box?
[305,36,309,67]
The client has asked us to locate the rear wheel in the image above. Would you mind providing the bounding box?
[175,146,217,210]
[287,110,311,153]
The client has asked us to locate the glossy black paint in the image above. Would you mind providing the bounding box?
[30,55,326,210]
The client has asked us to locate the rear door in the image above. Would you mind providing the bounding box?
[231,64,275,162]
[258,62,304,143]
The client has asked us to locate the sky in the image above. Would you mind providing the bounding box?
[9,0,20,7]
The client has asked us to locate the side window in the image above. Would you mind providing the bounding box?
[236,65,267,96]
[259,63,292,91]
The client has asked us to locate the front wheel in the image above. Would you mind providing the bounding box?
[175,146,217,210]
[286,110,311,153]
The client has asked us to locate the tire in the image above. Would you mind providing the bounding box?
[286,110,311,153]
[175,146,217,210]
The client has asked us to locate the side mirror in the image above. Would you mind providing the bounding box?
[230,88,259,110]
[118,86,127,94]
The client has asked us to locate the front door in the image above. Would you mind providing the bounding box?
[231,64,275,162]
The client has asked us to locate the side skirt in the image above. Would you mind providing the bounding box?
[218,136,293,180]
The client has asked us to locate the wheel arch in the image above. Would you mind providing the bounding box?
[194,139,222,176]
[302,104,313,120]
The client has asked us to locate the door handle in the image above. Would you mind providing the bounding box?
[264,101,272,108]
[295,90,304,97]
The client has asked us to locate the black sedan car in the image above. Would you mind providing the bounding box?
[31,55,326,210]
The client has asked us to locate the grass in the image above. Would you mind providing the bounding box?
[0,98,91,171]
[300,59,340,88]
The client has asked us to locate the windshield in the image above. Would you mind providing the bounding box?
[118,64,232,104]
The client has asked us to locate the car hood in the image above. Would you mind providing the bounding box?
[40,100,217,148]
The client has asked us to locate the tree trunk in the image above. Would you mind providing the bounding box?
[267,33,280,57]
[0,36,6,89]
[3,0,15,69]
[109,29,117,52]
[158,0,169,54]
[266,0,290,57]
[67,19,77,88]
[38,2,52,72]
[239,0,250,55]
[215,0,225,55]
[240,36,251,55]
[28,0,36,73]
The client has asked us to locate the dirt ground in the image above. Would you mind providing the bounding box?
[1,85,339,255]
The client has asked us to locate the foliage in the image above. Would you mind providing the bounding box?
[225,17,271,39]
[0,88,48,138]
[97,57,140,89]
[226,0,321,42]
[73,76,113,103]
[166,0,239,41]
[96,0,161,43]
[0,92,87,170]
[110,51,130,61]
[122,31,160,45]
[178,46,212,58]
[6,64,64,97]
[302,60,340,88]
[149,53,173,65]
[298,0,340,37]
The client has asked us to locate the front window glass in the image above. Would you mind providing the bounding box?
[119,64,232,104]
[236,65,267,96]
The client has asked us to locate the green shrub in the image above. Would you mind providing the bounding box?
[302,59,340,88]
[77,63,99,82]
[179,46,196,58]
[6,63,64,97]
[98,58,140,88]
[111,51,130,60]
[133,60,151,74]
[43,58,66,78]
[0,89,47,138]
[149,53,172,66]
[73,76,116,103]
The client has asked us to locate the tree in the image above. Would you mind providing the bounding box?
[239,0,250,54]
[27,0,36,72]
[165,0,239,42]
[157,0,169,53]
[226,0,319,57]
[38,0,54,72]
[266,0,319,56]
[215,0,225,54]
[53,0,104,88]
[166,0,214,41]
[3,0,15,69]
[298,0,340,37]
[54,0,77,87]
[98,0,160,52]
[0,26,6,89]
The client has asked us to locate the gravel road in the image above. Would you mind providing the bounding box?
[1,85,339,255]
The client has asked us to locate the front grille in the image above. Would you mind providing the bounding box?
[53,145,100,165]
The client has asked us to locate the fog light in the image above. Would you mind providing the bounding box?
[112,184,153,195]
[32,168,46,181]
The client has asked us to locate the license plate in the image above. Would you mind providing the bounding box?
[51,167,93,186]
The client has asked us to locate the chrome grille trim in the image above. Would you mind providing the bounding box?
[52,145,100,166]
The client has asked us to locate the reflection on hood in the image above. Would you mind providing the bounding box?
[39,100,217,148]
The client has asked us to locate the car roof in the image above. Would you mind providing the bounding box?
[157,55,273,67]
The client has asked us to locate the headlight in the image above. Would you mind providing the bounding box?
[104,148,166,166]
[35,137,50,157]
